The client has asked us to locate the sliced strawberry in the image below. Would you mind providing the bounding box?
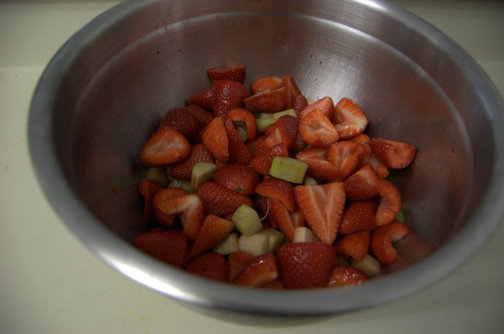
[226,108,257,141]
[333,97,369,139]
[371,222,410,265]
[138,178,163,223]
[365,154,390,178]
[249,143,289,175]
[296,147,339,181]
[327,141,362,181]
[250,76,282,94]
[268,198,304,241]
[133,229,187,268]
[371,137,416,169]
[156,194,204,240]
[334,230,371,260]
[298,96,335,119]
[212,79,250,117]
[298,108,339,147]
[343,164,380,201]
[169,143,214,180]
[141,127,191,167]
[224,117,251,165]
[207,64,246,83]
[264,115,299,149]
[294,182,346,244]
[152,187,186,227]
[282,74,302,109]
[376,179,401,226]
[186,251,228,282]
[339,199,378,234]
[256,195,275,228]
[228,251,255,281]
[190,215,234,257]
[243,87,286,113]
[262,278,285,290]
[277,241,336,289]
[186,86,214,110]
[292,95,309,114]
[197,181,253,217]
[185,104,214,128]
[159,108,201,142]
[245,135,268,158]
[202,117,229,162]
[327,266,369,287]
[212,163,259,195]
[255,177,296,212]
[232,253,279,288]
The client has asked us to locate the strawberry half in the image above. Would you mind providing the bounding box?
[298,108,339,147]
[186,251,228,282]
[226,108,257,141]
[224,117,251,165]
[371,137,416,169]
[267,198,305,242]
[333,97,368,139]
[327,266,369,287]
[264,115,299,149]
[249,143,289,175]
[212,79,250,117]
[159,108,201,142]
[250,76,282,94]
[255,177,296,212]
[202,117,229,162]
[296,147,339,181]
[185,104,214,128]
[152,187,186,227]
[327,141,362,181]
[169,143,214,180]
[376,179,401,226]
[190,215,234,257]
[294,182,346,244]
[371,222,410,265]
[207,65,246,83]
[186,86,214,110]
[212,163,259,195]
[140,127,191,167]
[339,199,378,234]
[232,253,279,288]
[334,230,371,261]
[133,229,187,268]
[277,241,336,289]
[228,251,256,281]
[343,164,380,201]
[246,135,268,158]
[197,181,253,217]
[282,74,302,109]
[138,178,163,223]
[298,96,335,119]
[156,194,205,240]
[244,87,286,113]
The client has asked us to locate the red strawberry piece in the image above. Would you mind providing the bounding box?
[371,222,410,265]
[185,104,214,128]
[159,108,201,142]
[224,117,251,165]
[226,108,257,141]
[190,215,234,257]
[202,117,229,162]
[351,133,371,146]
[293,95,309,114]
[333,97,369,140]
[343,164,380,201]
[327,141,362,181]
[256,195,275,228]
[264,115,299,149]
[133,229,187,268]
[169,143,214,180]
[249,143,289,175]
[255,176,296,212]
[212,163,259,195]
[245,135,268,158]
[339,199,378,234]
[141,127,191,167]
[138,178,163,222]
[262,278,285,290]
[186,86,214,110]
[294,182,346,244]
[298,96,335,119]
[186,251,228,282]
[298,108,339,147]
[197,181,253,217]
[296,147,339,181]
[212,79,250,117]
[282,74,302,109]
[250,76,282,94]
[152,187,186,227]
[228,251,255,281]
[327,266,369,287]
[365,154,390,178]
[277,241,336,289]
[156,194,204,240]
[267,198,304,242]
[207,64,246,83]
[375,179,402,226]
[232,253,279,288]
[334,230,371,260]
[371,137,416,169]
[243,87,286,113]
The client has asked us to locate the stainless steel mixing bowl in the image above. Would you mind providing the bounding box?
[28,0,504,316]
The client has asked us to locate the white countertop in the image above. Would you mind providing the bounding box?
[1,1,504,333]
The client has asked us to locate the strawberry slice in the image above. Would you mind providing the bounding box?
[277,241,336,289]
[298,96,335,119]
[159,108,201,142]
[212,79,250,117]
[296,148,339,181]
[282,74,302,109]
[333,97,369,139]
[376,179,401,226]
[371,137,416,169]
[156,194,204,240]
[294,182,346,244]
[224,117,251,165]
[371,222,410,265]
[293,95,309,114]
[232,253,279,288]
[334,230,371,260]
[250,76,282,94]
[152,187,186,227]
[133,229,187,268]
[249,143,289,175]
[255,176,296,212]
[185,104,214,128]
[267,198,304,241]
[186,86,214,110]
[264,115,299,149]
[228,251,256,281]
[298,108,339,147]
[202,117,229,162]
[327,266,369,287]
[226,108,257,141]
[197,181,253,217]
[343,164,380,201]
[138,178,163,223]
[190,215,234,257]
[327,141,362,181]
[140,127,191,167]
[339,199,378,234]
[212,163,259,195]
[169,143,214,180]
[207,64,246,83]
[243,87,286,113]
[186,251,228,282]
[245,135,268,158]
[365,154,390,178]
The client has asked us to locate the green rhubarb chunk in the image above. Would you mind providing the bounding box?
[146,167,169,186]
[168,179,191,193]
[236,121,248,142]
[352,254,380,277]
[232,204,262,236]
[213,232,239,255]
[238,233,269,257]
[303,176,318,186]
[190,162,217,193]
[272,109,297,120]
[256,117,277,133]
[269,156,308,184]
[259,228,285,253]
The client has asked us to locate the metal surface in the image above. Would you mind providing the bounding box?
[28,0,504,316]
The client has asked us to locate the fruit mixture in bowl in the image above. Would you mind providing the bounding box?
[134,64,416,289]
